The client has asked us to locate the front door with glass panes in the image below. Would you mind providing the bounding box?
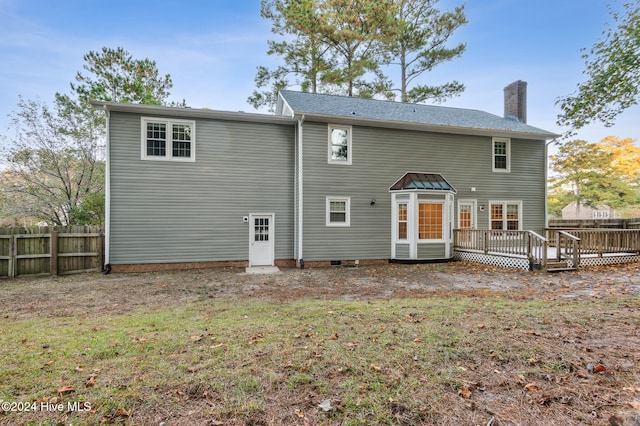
[249,214,274,266]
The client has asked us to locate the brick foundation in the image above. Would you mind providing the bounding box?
[296,259,389,268]
[111,258,297,273]
[109,258,387,273]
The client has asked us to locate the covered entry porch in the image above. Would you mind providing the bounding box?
[453,228,640,271]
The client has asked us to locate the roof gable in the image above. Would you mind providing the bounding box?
[278,90,557,139]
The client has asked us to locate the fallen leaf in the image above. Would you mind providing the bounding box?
[370,364,382,372]
[524,382,539,392]
[459,385,472,399]
[190,335,202,342]
[295,409,304,418]
[593,365,608,373]
[85,376,97,388]
[626,400,640,410]
[116,408,131,417]
[57,385,75,394]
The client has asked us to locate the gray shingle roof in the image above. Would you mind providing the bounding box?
[278,90,557,139]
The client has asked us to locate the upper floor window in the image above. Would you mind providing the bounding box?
[328,125,352,165]
[492,137,510,172]
[141,117,196,162]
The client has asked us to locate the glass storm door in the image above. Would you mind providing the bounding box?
[249,214,274,266]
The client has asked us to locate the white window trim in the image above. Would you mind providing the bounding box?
[492,137,510,173]
[328,124,352,165]
[488,200,523,230]
[417,200,446,243]
[141,117,196,162]
[326,196,351,227]
[396,201,409,241]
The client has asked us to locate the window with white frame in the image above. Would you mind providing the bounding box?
[397,203,408,240]
[492,137,510,172]
[489,201,522,230]
[142,117,196,161]
[418,202,444,240]
[326,196,350,226]
[328,125,352,165]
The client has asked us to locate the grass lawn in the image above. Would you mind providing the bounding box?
[1,265,639,425]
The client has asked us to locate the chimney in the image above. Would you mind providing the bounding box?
[504,80,527,123]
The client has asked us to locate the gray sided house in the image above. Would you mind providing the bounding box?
[94,80,557,272]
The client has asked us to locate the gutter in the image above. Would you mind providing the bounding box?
[90,101,296,126]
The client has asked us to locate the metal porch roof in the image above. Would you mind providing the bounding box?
[390,173,456,192]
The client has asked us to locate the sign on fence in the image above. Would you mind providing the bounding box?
[0,226,104,278]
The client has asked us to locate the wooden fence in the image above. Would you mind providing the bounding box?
[0,226,104,278]
[548,218,640,229]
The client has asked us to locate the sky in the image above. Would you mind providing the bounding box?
[0,0,638,150]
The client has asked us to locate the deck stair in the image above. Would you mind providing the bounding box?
[546,260,576,273]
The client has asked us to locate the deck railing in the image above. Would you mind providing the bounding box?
[454,229,547,269]
[553,230,581,268]
[545,228,640,258]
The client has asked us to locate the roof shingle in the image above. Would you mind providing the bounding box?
[278,90,556,139]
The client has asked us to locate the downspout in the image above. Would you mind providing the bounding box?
[103,106,111,272]
[297,115,305,268]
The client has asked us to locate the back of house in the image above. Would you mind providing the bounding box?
[95,81,557,272]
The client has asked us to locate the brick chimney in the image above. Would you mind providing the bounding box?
[504,80,527,123]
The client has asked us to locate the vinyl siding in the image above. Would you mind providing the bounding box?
[417,243,446,259]
[301,122,546,261]
[395,244,410,259]
[109,112,295,264]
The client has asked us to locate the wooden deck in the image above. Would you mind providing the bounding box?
[453,229,640,271]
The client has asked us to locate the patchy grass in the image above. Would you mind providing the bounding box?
[1,288,640,425]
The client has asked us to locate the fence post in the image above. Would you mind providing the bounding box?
[50,231,58,276]
[9,236,16,278]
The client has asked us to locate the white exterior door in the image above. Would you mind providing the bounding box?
[458,200,476,230]
[249,214,274,266]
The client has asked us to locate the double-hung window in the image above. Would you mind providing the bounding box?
[492,137,510,172]
[328,125,352,165]
[489,201,522,230]
[397,203,408,240]
[326,196,350,227]
[142,117,196,162]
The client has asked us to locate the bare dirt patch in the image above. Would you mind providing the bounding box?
[1,261,639,319]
